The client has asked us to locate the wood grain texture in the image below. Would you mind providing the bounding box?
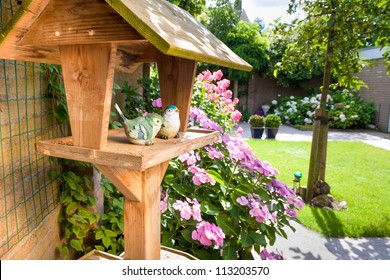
[94,165,142,201]
[157,53,197,133]
[60,43,117,149]
[35,129,220,170]
[123,162,169,259]
[19,0,144,46]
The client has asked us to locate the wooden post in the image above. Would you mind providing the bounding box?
[59,43,117,149]
[157,54,197,132]
[123,162,169,260]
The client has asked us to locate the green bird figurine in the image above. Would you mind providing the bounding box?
[158,105,181,139]
[114,103,164,146]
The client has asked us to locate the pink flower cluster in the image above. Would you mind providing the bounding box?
[191,221,225,247]
[196,70,241,124]
[178,151,200,166]
[267,179,304,218]
[236,194,277,224]
[189,107,223,132]
[178,151,216,186]
[172,198,202,221]
[221,133,279,177]
[188,166,216,186]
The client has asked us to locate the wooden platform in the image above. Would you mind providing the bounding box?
[35,128,219,170]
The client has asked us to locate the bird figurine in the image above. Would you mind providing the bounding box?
[114,103,164,146]
[158,105,181,139]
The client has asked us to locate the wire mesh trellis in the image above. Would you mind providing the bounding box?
[0,0,64,258]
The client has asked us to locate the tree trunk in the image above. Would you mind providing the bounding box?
[306,27,334,203]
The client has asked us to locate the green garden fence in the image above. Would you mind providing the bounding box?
[0,0,64,258]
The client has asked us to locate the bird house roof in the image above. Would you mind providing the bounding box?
[0,0,252,72]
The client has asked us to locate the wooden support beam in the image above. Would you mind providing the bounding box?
[95,165,142,202]
[60,43,117,149]
[123,162,169,260]
[157,54,197,132]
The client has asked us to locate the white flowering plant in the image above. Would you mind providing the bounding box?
[269,88,375,129]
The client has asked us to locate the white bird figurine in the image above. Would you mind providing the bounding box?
[114,103,164,146]
[158,105,181,139]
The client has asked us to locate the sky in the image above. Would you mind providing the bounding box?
[241,0,296,26]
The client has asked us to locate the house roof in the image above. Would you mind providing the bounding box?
[0,0,252,72]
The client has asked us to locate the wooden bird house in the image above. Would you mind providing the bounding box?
[0,0,251,260]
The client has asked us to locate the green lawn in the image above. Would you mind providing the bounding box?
[246,140,390,238]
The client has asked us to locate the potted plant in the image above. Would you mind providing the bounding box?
[265,114,282,139]
[248,114,265,139]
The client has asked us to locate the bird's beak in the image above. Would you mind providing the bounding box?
[176,109,180,112]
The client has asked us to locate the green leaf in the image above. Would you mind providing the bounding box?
[95,245,105,251]
[220,198,233,211]
[215,214,238,236]
[207,170,225,185]
[222,242,239,260]
[102,236,112,249]
[249,231,267,246]
[95,231,105,240]
[200,201,220,215]
[65,202,78,216]
[70,239,83,252]
[104,229,117,238]
[181,228,193,244]
[241,231,254,248]
[162,230,175,247]
[192,249,211,260]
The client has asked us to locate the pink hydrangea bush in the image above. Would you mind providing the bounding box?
[160,70,303,260]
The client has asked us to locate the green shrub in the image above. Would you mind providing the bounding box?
[265,114,282,128]
[248,114,265,127]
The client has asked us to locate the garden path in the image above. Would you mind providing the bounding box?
[239,123,390,151]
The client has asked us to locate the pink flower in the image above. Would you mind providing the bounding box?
[172,200,192,220]
[202,70,213,82]
[189,166,216,186]
[213,70,223,81]
[160,189,168,213]
[204,146,224,159]
[236,196,248,206]
[172,198,202,221]
[192,221,225,247]
[152,98,162,108]
[191,199,202,221]
[178,151,200,166]
[231,110,242,122]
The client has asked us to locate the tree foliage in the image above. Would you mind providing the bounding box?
[201,0,269,81]
[282,0,390,89]
[166,0,206,17]
[267,20,323,88]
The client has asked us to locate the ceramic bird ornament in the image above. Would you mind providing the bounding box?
[158,105,181,139]
[114,103,164,146]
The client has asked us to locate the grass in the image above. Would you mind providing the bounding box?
[246,140,390,238]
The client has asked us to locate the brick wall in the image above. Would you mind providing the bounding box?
[358,59,390,132]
